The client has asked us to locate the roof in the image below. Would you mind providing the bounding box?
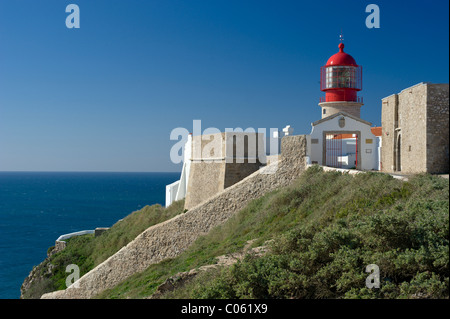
[329,133,357,139]
[312,111,372,127]
[328,128,381,139]
[325,43,358,67]
[371,126,382,137]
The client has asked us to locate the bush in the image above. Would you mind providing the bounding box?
[191,173,448,299]
[94,169,448,299]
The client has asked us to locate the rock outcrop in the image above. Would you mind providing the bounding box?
[149,240,268,299]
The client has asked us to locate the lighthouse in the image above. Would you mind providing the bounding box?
[307,40,380,171]
[319,42,363,119]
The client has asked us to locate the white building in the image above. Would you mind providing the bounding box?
[166,134,192,207]
[307,112,379,171]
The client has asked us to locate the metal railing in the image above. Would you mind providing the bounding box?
[319,96,363,103]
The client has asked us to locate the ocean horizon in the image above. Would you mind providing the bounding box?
[0,171,180,299]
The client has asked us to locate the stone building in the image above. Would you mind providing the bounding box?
[166,128,292,209]
[381,82,449,174]
[183,132,266,210]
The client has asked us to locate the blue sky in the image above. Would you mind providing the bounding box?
[0,0,448,172]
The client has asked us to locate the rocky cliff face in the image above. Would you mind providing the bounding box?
[21,255,56,299]
[21,237,79,298]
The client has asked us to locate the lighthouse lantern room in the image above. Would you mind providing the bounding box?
[319,42,363,119]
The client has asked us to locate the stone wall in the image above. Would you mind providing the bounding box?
[397,83,428,173]
[381,82,449,174]
[223,162,261,188]
[381,93,397,172]
[426,84,449,173]
[184,161,226,210]
[184,132,265,210]
[184,133,226,210]
[41,135,307,299]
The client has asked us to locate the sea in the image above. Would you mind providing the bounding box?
[0,171,180,299]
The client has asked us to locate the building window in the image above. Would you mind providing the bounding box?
[323,108,326,114]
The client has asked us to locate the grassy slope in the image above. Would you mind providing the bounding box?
[21,200,185,299]
[96,167,449,299]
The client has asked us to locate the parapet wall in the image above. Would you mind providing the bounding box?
[41,135,307,299]
[426,83,449,173]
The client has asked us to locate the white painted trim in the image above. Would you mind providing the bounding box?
[56,230,95,242]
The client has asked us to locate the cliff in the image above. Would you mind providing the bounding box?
[21,200,186,299]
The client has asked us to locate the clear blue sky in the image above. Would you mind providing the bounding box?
[0,0,448,172]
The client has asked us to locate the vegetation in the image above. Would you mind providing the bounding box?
[21,200,185,299]
[96,167,449,299]
[23,166,448,299]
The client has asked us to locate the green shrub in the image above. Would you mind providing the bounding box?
[93,169,448,299]
[189,173,449,299]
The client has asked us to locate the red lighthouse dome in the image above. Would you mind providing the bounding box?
[320,42,362,103]
[326,43,357,66]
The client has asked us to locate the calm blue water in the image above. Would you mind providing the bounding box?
[0,172,180,299]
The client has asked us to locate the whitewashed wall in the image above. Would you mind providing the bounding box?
[166,134,192,207]
[165,180,180,208]
[308,113,378,171]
